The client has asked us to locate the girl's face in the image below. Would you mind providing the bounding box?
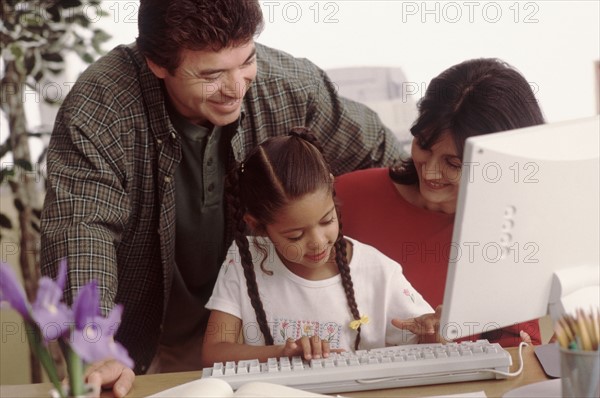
[264,188,339,280]
[412,131,463,214]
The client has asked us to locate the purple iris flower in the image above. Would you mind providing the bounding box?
[71,304,134,368]
[2,259,134,369]
[72,280,101,329]
[31,259,73,341]
[0,262,31,320]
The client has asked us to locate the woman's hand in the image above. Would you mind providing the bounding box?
[392,305,447,344]
[519,330,533,344]
[281,335,345,360]
[85,359,135,398]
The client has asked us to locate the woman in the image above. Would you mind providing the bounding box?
[335,58,546,346]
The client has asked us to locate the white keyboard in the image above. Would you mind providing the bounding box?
[201,340,513,394]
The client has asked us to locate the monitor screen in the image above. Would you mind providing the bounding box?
[440,115,600,341]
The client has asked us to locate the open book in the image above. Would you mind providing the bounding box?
[148,377,329,397]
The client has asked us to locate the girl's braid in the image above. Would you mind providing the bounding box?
[334,213,362,350]
[227,164,274,345]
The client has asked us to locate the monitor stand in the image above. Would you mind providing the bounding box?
[533,343,561,378]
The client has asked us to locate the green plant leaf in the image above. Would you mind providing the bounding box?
[47,67,64,75]
[46,5,61,23]
[0,214,13,229]
[13,198,24,212]
[24,52,38,76]
[27,131,51,139]
[91,29,112,53]
[0,168,15,184]
[27,326,63,394]
[81,53,95,63]
[92,29,111,43]
[10,44,23,59]
[67,14,90,28]
[0,141,11,159]
[62,0,83,9]
[14,159,33,171]
[32,208,43,220]
[41,52,63,63]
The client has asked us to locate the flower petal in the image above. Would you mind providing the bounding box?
[0,263,31,320]
[71,316,134,369]
[72,281,100,329]
[31,274,73,342]
[33,303,72,341]
[56,258,68,291]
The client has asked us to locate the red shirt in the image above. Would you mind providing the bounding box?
[335,168,541,346]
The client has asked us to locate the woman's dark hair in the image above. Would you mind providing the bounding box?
[390,58,545,185]
[225,127,364,350]
[137,0,264,74]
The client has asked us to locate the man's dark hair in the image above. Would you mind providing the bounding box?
[137,0,264,74]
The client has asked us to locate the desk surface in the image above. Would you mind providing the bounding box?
[0,346,550,398]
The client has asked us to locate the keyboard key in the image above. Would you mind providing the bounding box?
[224,361,236,375]
[236,360,249,374]
[279,357,291,372]
[267,358,278,372]
[248,359,260,373]
[291,356,304,371]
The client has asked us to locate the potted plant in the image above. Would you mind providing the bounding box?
[1,259,133,397]
[1,0,111,383]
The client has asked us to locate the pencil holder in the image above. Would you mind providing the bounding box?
[559,347,600,398]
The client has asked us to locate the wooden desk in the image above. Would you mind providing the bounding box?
[0,346,550,397]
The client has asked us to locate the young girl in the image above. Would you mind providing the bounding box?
[201,129,438,366]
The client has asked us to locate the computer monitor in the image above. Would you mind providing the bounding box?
[440,115,600,341]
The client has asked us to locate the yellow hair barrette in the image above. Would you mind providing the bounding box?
[349,315,369,330]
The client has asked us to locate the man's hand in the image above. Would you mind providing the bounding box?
[85,359,135,397]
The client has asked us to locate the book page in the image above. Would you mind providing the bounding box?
[148,377,234,397]
[234,381,329,397]
[426,391,487,398]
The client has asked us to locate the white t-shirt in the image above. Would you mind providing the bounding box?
[206,237,434,351]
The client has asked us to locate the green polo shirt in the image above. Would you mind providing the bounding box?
[161,108,233,346]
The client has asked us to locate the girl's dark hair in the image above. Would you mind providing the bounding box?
[137,0,264,74]
[390,58,545,185]
[225,127,364,349]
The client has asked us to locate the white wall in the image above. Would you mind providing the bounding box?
[255,0,599,122]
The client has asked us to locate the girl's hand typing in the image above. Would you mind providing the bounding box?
[392,305,447,344]
[282,336,345,360]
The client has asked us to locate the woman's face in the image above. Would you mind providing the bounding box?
[412,131,463,214]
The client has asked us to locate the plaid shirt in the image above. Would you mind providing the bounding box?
[40,43,401,373]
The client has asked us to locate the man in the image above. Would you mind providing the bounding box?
[40,0,401,394]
